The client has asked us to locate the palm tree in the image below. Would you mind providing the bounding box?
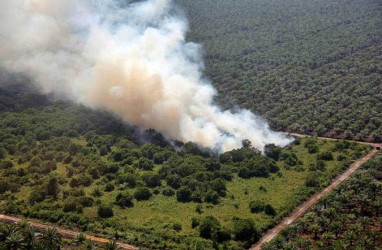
[103,240,121,250]
[344,229,357,247]
[85,239,96,250]
[329,221,342,238]
[332,239,348,250]
[359,235,372,249]
[40,227,61,249]
[21,225,37,250]
[368,229,378,247]
[360,216,370,231]
[0,224,18,241]
[308,223,320,240]
[75,233,87,246]
[5,233,25,250]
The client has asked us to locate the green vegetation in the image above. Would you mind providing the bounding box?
[179,0,382,142]
[263,153,382,249]
[0,221,120,250]
[0,86,371,249]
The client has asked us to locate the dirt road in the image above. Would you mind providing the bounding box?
[284,132,382,149]
[250,148,379,250]
[0,214,137,250]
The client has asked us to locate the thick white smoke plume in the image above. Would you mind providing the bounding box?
[0,0,292,152]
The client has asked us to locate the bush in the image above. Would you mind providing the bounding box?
[104,183,115,192]
[142,173,161,188]
[317,152,334,161]
[264,144,281,161]
[161,187,175,196]
[196,204,203,214]
[238,167,251,179]
[63,200,80,213]
[176,186,192,202]
[136,157,154,171]
[264,204,276,216]
[115,192,134,208]
[76,196,94,207]
[173,223,182,232]
[117,174,137,188]
[191,217,200,228]
[305,173,320,187]
[134,187,152,201]
[0,160,13,169]
[29,189,46,204]
[166,175,182,189]
[30,156,42,167]
[97,205,114,218]
[217,228,232,243]
[199,216,221,239]
[0,180,11,194]
[0,147,7,159]
[233,218,259,242]
[92,188,103,197]
[210,178,226,197]
[249,200,265,213]
[204,190,220,204]
[308,145,319,154]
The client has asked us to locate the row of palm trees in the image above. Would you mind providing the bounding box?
[0,221,121,250]
[261,154,382,249]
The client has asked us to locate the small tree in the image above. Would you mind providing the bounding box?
[264,144,281,161]
[199,216,221,239]
[97,205,114,218]
[115,192,134,208]
[134,187,152,201]
[0,147,7,159]
[176,186,192,202]
[249,200,265,213]
[264,204,277,217]
[46,176,59,199]
[233,218,259,243]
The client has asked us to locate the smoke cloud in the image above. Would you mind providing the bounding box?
[0,0,292,152]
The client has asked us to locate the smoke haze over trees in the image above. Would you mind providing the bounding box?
[0,0,292,152]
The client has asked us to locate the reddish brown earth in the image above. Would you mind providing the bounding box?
[250,147,380,250]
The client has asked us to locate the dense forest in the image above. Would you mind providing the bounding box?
[178,0,382,142]
[263,153,382,249]
[0,85,371,249]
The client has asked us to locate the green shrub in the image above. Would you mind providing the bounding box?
[134,187,152,201]
[176,186,192,202]
[97,205,114,218]
[199,216,221,239]
[115,192,134,208]
[161,187,175,196]
[249,200,265,213]
[173,223,182,232]
[233,218,259,242]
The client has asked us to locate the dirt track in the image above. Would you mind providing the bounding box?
[250,148,379,250]
[0,214,137,249]
[284,132,382,148]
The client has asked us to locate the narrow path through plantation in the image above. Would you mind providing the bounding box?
[0,134,380,250]
[0,214,138,249]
